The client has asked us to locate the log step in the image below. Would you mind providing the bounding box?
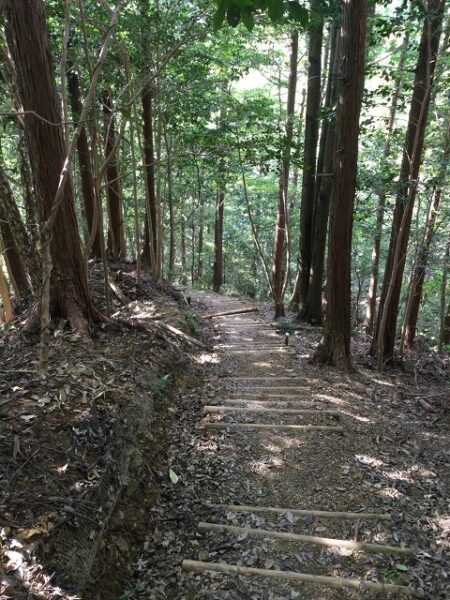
[202,423,344,433]
[198,522,413,556]
[217,399,326,406]
[224,349,295,355]
[181,561,422,597]
[206,504,391,521]
[203,406,341,417]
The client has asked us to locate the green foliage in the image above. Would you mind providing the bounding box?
[185,310,201,333]
[151,374,172,392]
[213,0,309,31]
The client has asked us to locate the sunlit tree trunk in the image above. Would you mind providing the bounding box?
[313,0,368,370]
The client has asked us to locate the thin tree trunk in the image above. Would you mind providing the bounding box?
[5,0,99,332]
[372,0,446,366]
[364,26,410,335]
[67,66,102,258]
[313,0,368,371]
[289,89,306,212]
[129,118,141,285]
[294,6,322,317]
[272,28,299,318]
[181,206,186,273]
[166,136,175,276]
[102,89,125,260]
[141,88,158,270]
[193,153,204,280]
[401,188,441,350]
[213,187,225,292]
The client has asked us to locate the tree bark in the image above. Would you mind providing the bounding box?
[166,136,175,276]
[213,187,225,292]
[313,0,368,370]
[141,87,158,270]
[272,28,299,318]
[302,23,340,324]
[67,66,102,259]
[102,89,125,260]
[372,0,446,365]
[5,0,97,331]
[401,187,441,349]
[364,26,410,335]
[0,216,29,298]
[293,6,322,317]
[0,162,41,295]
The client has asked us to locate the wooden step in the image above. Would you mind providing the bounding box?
[202,423,344,433]
[182,561,420,596]
[198,522,413,555]
[206,503,391,520]
[203,406,340,417]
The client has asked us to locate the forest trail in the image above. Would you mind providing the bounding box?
[180,292,417,599]
[126,291,448,600]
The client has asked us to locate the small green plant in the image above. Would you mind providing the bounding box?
[151,373,172,392]
[185,310,200,333]
[276,317,300,334]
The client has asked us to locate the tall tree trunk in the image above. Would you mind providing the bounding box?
[303,24,340,324]
[288,89,306,212]
[372,0,445,365]
[401,187,441,349]
[313,0,368,370]
[0,162,41,294]
[213,187,225,292]
[67,67,102,259]
[0,217,29,298]
[181,210,186,273]
[292,6,322,317]
[141,88,158,270]
[5,0,97,331]
[166,138,175,276]
[272,28,299,318]
[193,154,204,280]
[102,89,125,260]
[364,26,410,335]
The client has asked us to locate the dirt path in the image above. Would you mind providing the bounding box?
[124,292,449,600]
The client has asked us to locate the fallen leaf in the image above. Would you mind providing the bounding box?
[169,469,179,484]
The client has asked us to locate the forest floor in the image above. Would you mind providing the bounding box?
[1,282,449,599]
[0,264,210,599]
